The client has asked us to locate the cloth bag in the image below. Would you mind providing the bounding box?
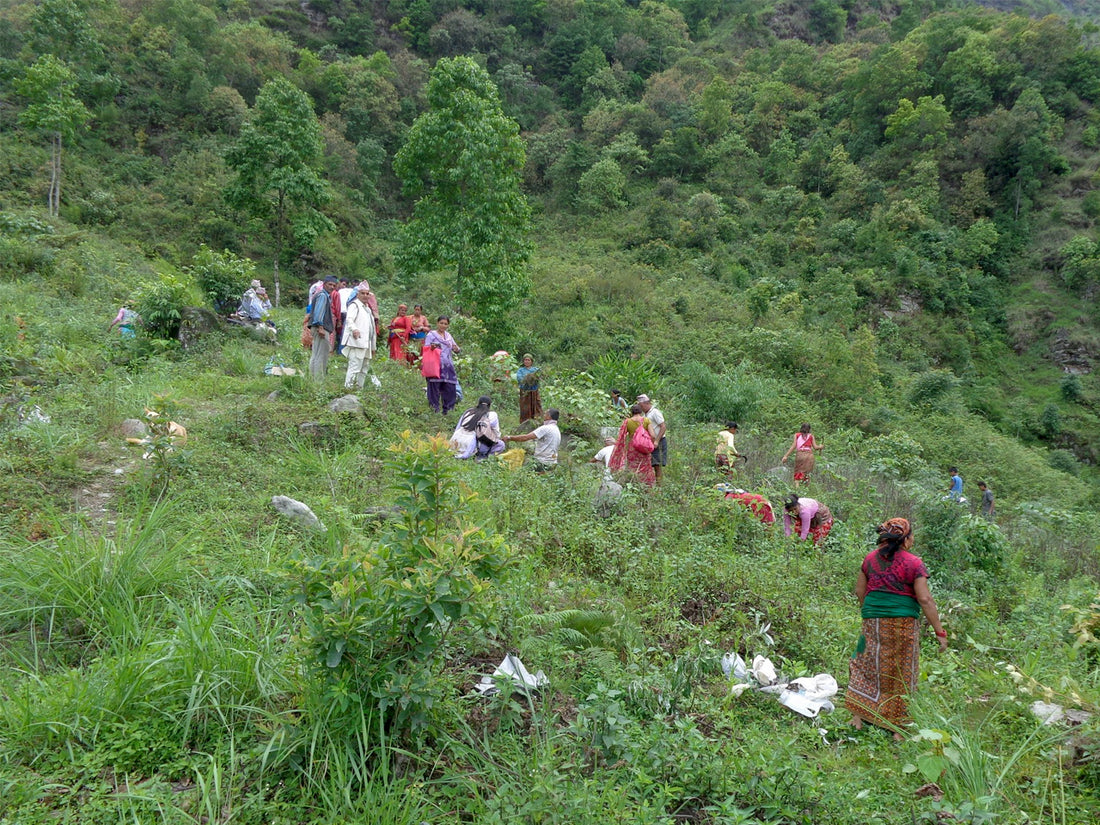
[631,421,655,454]
[420,345,441,379]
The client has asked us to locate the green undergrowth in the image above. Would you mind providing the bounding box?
[0,319,1096,823]
[0,230,1097,824]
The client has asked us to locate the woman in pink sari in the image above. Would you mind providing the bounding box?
[609,404,656,487]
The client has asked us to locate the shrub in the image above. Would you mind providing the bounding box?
[575,158,627,213]
[1048,448,1080,476]
[589,352,665,404]
[1060,374,1083,403]
[289,434,510,748]
[907,369,960,411]
[185,245,255,313]
[1038,403,1062,438]
[675,361,767,424]
[133,274,193,339]
[862,430,927,480]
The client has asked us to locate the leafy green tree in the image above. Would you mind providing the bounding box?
[15,55,90,218]
[883,95,952,157]
[394,57,531,336]
[576,158,627,213]
[226,76,333,306]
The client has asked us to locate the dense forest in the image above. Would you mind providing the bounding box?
[1,1,1099,823]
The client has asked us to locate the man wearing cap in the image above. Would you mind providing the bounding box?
[308,277,338,380]
[341,283,377,389]
[637,394,667,483]
[502,408,561,471]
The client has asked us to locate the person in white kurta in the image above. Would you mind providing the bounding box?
[341,285,377,389]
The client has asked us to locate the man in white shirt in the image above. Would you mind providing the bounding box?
[591,437,615,480]
[637,394,667,483]
[503,408,561,471]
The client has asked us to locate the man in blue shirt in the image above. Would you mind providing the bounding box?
[946,466,963,502]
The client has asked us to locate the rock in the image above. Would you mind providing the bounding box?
[595,480,623,516]
[121,418,148,438]
[271,495,326,532]
[248,323,277,343]
[18,404,50,424]
[1049,328,1093,375]
[178,306,224,350]
[327,394,362,414]
[1031,701,1065,725]
[267,391,281,402]
[361,505,403,522]
[1065,708,1092,725]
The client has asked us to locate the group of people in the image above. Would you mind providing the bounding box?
[312,293,956,740]
[605,394,667,487]
[448,395,561,470]
[945,466,995,520]
[236,279,273,325]
[304,277,442,391]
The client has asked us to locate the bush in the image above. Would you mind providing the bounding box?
[1048,448,1080,476]
[675,361,768,424]
[589,352,665,404]
[907,369,960,411]
[1061,374,1083,403]
[289,434,510,748]
[862,430,927,480]
[185,245,255,313]
[575,158,627,213]
[133,274,194,339]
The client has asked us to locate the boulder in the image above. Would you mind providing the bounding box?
[120,418,148,438]
[1049,328,1093,375]
[178,306,224,350]
[271,495,326,532]
[595,480,623,516]
[327,394,362,414]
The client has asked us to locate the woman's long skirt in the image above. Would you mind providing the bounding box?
[845,616,920,733]
[793,449,815,481]
[519,389,542,424]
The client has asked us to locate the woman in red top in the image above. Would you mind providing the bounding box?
[388,304,413,363]
[782,423,823,486]
[845,518,948,738]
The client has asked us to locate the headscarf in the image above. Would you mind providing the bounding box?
[876,517,913,559]
[459,396,493,432]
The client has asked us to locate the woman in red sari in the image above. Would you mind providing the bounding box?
[609,404,656,487]
[388,304,413,363]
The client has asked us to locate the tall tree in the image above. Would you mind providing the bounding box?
[226,76,333,306]
[394,56,531,334]
[15,55,90,218]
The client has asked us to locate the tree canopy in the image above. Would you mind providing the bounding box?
[225,76,333,305]
[394,56,532,335]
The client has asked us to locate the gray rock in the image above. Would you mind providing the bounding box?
[327,394,362,414]
[266,390,281,402]
[361,505,403,522]
[178,306,224,350]
[120,418,148,438]
[271,495,326,532]
[595,480,623,516]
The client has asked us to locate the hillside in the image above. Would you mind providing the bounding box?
[1,1,1099,823]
